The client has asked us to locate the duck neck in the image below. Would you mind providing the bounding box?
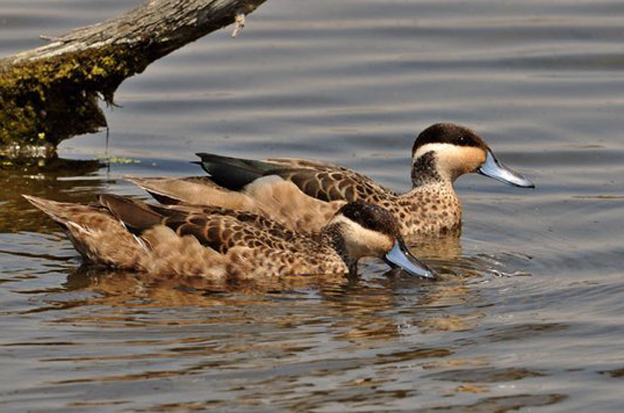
[320,224,358,275]
[411,151,452,188]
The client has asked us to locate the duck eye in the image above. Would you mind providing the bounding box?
[457,136,470,145]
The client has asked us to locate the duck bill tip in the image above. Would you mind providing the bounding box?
[384,241,438,280]
[477,151,534,189]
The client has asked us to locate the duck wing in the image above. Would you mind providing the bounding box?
[147,203,302,242]
[101,195,308,255]
[196,153,393,203]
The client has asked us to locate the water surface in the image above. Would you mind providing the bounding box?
[1,0,624,411]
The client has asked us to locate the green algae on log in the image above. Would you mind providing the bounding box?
[0,0,268,159]
[0,48,146,155]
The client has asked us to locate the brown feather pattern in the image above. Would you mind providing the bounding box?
[23,195,351,280]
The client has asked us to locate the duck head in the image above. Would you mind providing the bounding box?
[326,201,437,279]
[411,123,534,188]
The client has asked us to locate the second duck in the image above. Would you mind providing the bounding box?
[130,123,534,238]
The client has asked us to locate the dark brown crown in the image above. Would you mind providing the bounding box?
[337,201,400,238]
[411,123,488,157]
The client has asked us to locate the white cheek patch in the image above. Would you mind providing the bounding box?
[413,143,485,180]
[413,143,459,162]
[328,215,392,259]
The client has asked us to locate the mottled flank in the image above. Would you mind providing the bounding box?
[23,195,430,280]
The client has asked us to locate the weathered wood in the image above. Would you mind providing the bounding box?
[0,0,267,158]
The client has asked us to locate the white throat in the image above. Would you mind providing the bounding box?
[412,143,459,182]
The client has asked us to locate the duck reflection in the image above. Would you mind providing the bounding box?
[59,235,483,341]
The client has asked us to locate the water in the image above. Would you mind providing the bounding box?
[1,0,624,411]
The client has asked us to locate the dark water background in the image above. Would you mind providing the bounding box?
[2,0,624,411]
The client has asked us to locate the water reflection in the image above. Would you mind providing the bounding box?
[425,366,545,383]
[423,394,568,412]
[0,243,554,412]
[51,261,493,334]
[0,157,103,233]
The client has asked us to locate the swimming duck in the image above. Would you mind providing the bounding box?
[129,123,534,238]
[23,195,436,280]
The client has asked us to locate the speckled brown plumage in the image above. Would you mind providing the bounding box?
[24,195,426,280]
[252,160,463,238]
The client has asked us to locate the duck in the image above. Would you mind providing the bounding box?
[128,123,534,239]
[23,195,436,280]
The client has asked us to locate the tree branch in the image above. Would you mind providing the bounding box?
[0,0,267,159]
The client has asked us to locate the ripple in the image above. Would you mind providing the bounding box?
[423,393,568,412]
[3,0,624,411]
